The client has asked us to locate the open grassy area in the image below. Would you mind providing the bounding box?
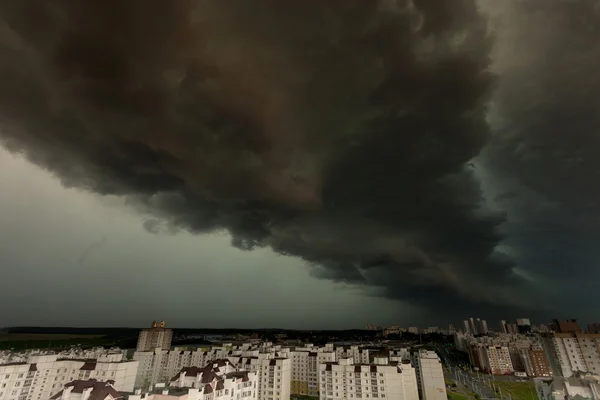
[447,392,469,400]
[492,381,536,400]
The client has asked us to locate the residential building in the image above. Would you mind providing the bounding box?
[468,345,514,375]
[0,354,138,400]
[477,320,489,335]
[551,319,581,334]
[463,321,471,335]
[535,374,600,400]
[412,350,447,400]
[589,323,600,334]
[541,332,600,377]
[469,318,477,336]
[407,327,419,335]
[516,319,532,334]
[318,356,419,400]
[136,321,173,352]
[49,379,123,400]
[500,320,507,334]
[259,358,290,400]
[510,346,552,378]
[288,349,335,397]
[169,361,257,400]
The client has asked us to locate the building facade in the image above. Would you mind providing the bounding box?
[318,356,419,400]
[136,321,173,352]
[412,350,447,400]
[542,332,600,377]
[0,354,137,400]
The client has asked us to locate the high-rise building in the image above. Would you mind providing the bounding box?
[463,320,471,334]
[468,318,477,335]
[500,320,507,334]
[137,321,173,352]
[412,350,447,400]
[478,320,488,335]
[318,356,419,400]
[289,349,335,397]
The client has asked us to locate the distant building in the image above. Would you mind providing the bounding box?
[365,325,382,331]
[469,318,477,335]
[478,320,489,335]
[506,323,518,334]
[516,319,532,334]
[535,374,600,400]
[588,322,600,334]
[541,332,600,377]
[551,319,581,334]
[500,320,507,334]
[136,321,173,352]
[49,379,123,400]
[468,345,514,375]
[412,350,447,400]
[407,327,419,334]
[318,356,419,400]
[463,320,471,334]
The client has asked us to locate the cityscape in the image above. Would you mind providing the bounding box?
[1,318,600,400]
[1,1,600,400]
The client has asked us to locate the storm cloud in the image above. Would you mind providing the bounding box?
[0,0,597,322]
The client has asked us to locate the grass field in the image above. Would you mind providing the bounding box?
[492,381,536,400]
[447,392,469,400]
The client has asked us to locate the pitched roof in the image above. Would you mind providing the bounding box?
[50,379,123,400]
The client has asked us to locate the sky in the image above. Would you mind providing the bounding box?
[0,0,599,329]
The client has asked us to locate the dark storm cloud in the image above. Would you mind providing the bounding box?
[480,0,600,318]
[0,0,565,321]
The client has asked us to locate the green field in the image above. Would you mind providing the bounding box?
[448,392,469,400]
[491,381,536,400]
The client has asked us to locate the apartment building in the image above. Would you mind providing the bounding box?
[258,358,290,400]
[49,379,123,400]
[288,349,335,397]
[0,354,137,400]
[542,332,600,377]
[169,361,258,400]
[335,346,370,364]
[136,321,173,352]
[318,356,419,400]
[411,350,446,400]
[468,345,514,375]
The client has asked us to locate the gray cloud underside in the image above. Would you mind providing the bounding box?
[0,0,598,322]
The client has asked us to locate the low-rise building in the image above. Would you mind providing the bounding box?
[0,354,138,400]
[49,379,123,400]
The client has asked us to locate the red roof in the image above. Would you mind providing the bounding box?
[50,379,123,400]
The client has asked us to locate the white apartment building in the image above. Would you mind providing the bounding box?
[169,361,258,400]
[136,322,173,352]
[318,356,419,400]
[49,379,123,400]
[258,358,290,400]
[411,350,446,400]
[0,354,138,400]
[287,348,335,397]
[335,346,370,364]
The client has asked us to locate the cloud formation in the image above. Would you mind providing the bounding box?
[0,0,597,322]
